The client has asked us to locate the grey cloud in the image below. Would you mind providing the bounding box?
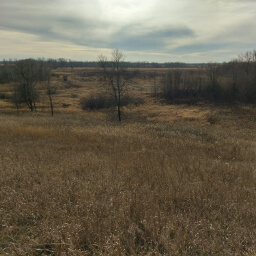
[0,2,107,47]
[172,41,256,58]
[1,0,256,62]
[0,0,195,53]
[109,26,195,51]
[173,43,227,54]
[143,27,195,39]
[0,1,102,39]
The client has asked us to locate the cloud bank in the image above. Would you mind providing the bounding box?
[0,0,256,62]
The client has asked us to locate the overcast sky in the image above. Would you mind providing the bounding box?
[0,0,256,63]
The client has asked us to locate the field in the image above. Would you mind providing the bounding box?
[0,68,256,255]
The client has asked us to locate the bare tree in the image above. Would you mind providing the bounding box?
[173,69,182,96]
[42,65,56,116]
[98,49,130,121]
[0,60,22,113]
[0,59,14,83]
[11,83,23,114]
[151,71,159,97]
[14,59,44,111]
[160,70,174,100]
[205,63,221,101]
[226,60,240,101]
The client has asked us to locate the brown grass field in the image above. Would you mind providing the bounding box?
[0,68,256,255]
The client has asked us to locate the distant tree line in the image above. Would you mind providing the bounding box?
[157,50,256,104]
[0,58,200,69]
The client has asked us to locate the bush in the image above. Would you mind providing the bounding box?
[0,93,6,99]
[80,95,114,110]
[120,95,145,107]
[81,94,145,110]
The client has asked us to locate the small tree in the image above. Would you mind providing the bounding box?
[11,83,23,114]
[160,70,173,100]
[0,59,13,83]
[226,60,240,101]
[173,69,182,96]
[98,49,130,121]
[0,60,21,113]
[42,65,56,116]
[151,71,160,97]
[14,59,44,111]
[205,63,221,101]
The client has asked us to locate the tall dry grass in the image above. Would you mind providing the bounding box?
[0,107,256,255]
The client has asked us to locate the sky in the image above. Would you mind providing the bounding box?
[0,0,256,63]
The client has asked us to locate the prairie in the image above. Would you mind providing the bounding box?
[0,67,256,255]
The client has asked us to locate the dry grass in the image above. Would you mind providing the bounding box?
[0,68,256,255]
[0,107,256,255]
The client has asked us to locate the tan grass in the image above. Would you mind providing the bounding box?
[0,107,256,255]
[0,67,256,255]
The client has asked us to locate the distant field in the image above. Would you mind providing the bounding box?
[0,67,256,255]
[0,67,203,114]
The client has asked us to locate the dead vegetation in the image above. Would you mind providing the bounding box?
[0,67,256,255]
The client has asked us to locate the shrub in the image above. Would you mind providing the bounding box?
[81,94,145,110]
[0,93,6,99]
[80,94,114,110]
[120,95,145,107]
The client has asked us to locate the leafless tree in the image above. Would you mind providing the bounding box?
[42,65,56,116]
[205,63,221,101]
[0,59,15,83]
[160,70,173,99]
[151,71,159,97]
[0,60,21,113]
[173,69,182,95]
[14,59,44,111]
[98,49,130,121]
[227,60,240,100]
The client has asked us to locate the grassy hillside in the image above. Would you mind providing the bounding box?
[0,67,256,255]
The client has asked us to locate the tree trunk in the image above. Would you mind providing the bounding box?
[28,99,34,111]
[49,96,54,116]
[117,99,121,122]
